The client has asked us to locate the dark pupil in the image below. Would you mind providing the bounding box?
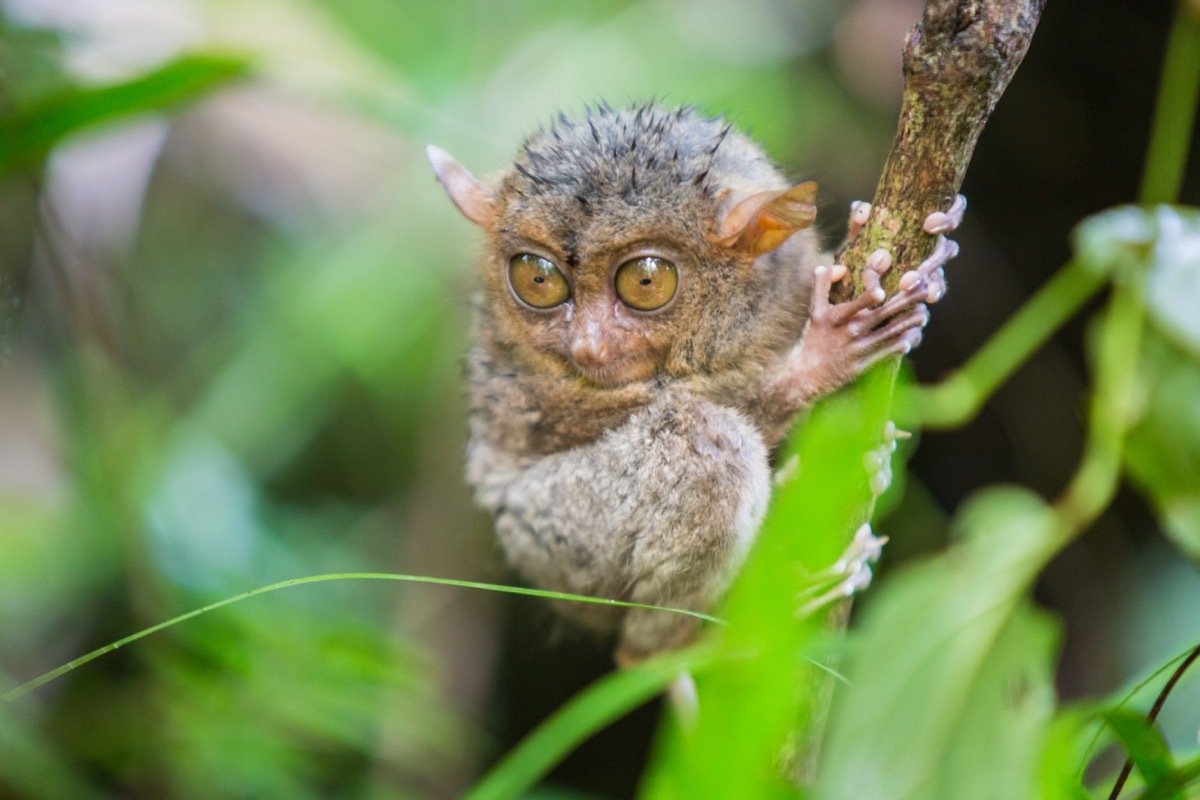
[640,277,652,285]
[533,276,545,283]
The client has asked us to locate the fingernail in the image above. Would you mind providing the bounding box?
[866,248,892,272]
[924,213,951,234]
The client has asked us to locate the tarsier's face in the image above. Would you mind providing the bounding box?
[485,186,708,386]
[498,248,680,385]
[429,104,820,386]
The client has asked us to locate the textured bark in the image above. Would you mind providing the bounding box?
[833,0,1046,301]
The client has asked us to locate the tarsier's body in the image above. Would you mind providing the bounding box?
[429,104,961,662]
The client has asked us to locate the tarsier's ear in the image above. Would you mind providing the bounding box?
[426,145,494,227]
[714,181,818,256]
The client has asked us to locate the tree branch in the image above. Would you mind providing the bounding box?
[834,0,1046,301]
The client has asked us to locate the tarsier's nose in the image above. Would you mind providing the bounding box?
[569,320,612,370]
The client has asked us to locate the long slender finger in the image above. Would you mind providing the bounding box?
[853,304,929,354]
[810,265,835,320]
[829,267,886,324]
[856,274,929,323]
[854,327,924,372]
[847,201,871,239]
[917,236,959,275]
[923,194,967,234]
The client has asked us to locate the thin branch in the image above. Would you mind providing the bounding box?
[835,0,1046,300]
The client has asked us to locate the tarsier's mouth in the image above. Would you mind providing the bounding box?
[571,354,656,386]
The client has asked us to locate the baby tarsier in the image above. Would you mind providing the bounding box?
[427,103,963,666]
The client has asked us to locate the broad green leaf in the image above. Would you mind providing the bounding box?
[1073,205,1200,354]
[1142,207,1200,355]
[820,487,1065,800]
[0,54,248,175]
[1072,205,1157,278]
[1074,205,1200,561]
[1140,755,1200,800]
[1124,331,1200,561]
[1039,710,1093,800]
[1103,708,1182,800]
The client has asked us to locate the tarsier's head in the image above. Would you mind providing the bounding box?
[429,104,820,386]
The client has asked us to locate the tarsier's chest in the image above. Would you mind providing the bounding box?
[466,347,656,456]
[466,341,792,460]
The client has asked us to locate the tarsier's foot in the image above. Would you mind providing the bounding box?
[787,195,965,399]
[797,522,889,617]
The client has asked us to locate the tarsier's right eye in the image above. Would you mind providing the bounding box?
[509,253,570,309]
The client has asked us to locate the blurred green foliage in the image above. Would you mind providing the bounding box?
[2,0,1200,799]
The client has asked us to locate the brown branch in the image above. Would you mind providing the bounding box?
[833,0,1046,301]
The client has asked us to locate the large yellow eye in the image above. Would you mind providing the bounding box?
[615,257,678,311]
[509,253,570,309]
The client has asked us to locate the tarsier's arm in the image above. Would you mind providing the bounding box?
[756,196,966,420]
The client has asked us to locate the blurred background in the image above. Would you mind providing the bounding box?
[0,0,1196,797]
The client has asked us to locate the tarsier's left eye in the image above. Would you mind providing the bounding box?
[614,257,678,311]
[509,253,570,309]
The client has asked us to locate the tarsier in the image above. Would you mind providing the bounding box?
[428,104,963,665]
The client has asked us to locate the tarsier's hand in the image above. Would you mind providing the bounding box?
[781,195,965,403]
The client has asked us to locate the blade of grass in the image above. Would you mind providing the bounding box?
[1,572,721,703]
[0,53,249,175]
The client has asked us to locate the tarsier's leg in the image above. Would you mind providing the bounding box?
[466,395,772,661]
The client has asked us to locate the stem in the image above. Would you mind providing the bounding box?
[904,259,1106,429]
[1055,274,1145,533]
[1138,3,1200,206]
[1053,0,1200,535]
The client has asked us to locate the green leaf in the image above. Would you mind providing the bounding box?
[1142,206,1200,356]
[1071,206,1156,278]
[0,54,248,176]
[820,487,1066,800]
[1116,207,1200,562]
[1124,330,1200,561]
[1039,710,1094,800]
[1140,755,1200,800]
[1103,708,1182,800]
[1073,205,1200,355]
[1074,205,1200,562]
[3,572,716,703]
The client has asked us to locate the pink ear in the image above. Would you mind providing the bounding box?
[426,145,494,227]
[715,181,818,256]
